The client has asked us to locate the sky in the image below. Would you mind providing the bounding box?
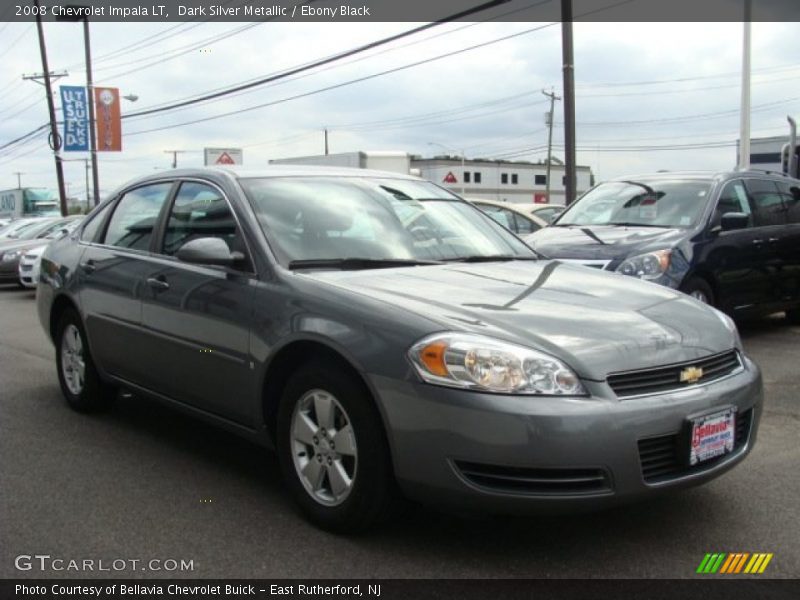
[1,14,799,200]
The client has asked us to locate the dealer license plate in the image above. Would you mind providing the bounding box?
[689,408,736,466]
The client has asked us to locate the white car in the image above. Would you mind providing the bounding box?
[18,244,47,289]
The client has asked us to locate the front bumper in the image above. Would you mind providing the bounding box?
[0,258,21,283]
[373,356,762,513]
[18,255,40,288]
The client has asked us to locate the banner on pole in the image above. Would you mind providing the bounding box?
[94,87,122,152]
[60,85,89,152]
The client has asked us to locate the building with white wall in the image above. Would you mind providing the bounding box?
[270,151,595,204]
[412,156,594,204]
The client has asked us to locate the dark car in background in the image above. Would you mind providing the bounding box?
[525,171,800,321]
[36,167,761,532]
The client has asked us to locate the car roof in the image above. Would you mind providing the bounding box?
[607,170,800,183]
[121,165,424,190]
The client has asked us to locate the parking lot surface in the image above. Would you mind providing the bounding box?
[0,283,798,579]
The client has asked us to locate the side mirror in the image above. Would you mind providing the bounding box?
[720,212,750,231]
[175,237,243,267]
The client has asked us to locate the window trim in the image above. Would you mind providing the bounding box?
[152,177,258,277]
[77,198,116,245]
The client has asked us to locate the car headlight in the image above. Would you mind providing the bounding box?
[1,250,20,262]
[616,249,671,280]
[408,333,587,395]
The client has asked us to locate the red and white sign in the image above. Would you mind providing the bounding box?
[442,171,457,184]
[94,87,122,152]
[204,147,243,166]
[534,193,548,204]
[689,408,736,465]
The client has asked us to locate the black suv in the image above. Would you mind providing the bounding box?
[525,171,800,321]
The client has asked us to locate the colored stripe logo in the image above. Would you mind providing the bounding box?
[696,553,773,574]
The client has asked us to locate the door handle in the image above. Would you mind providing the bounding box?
[146,276,170,291]
[79,260,96,274]
[768,237,780,243]
[752,239,764,244]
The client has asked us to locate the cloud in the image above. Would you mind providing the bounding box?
[1,19,799,195]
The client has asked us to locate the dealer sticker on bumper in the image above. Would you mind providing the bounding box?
[690,407,736,466]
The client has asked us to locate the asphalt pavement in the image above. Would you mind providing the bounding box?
[1,283,798,579]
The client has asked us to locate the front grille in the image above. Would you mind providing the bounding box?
[607,350,742,398]
[454,460,611,495]
[638,408,753,483]
[20,264,32,272]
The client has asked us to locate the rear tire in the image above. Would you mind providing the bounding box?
[55,308,116,413]
[681,277,715,306]
[276,360,400,533]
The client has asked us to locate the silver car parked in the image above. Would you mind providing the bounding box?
[37,167,762,532]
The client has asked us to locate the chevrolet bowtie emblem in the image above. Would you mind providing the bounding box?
[680,366,704,384]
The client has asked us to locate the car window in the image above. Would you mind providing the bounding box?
[775,180,800,225]
[745,179,787,227]
[103,183,172,250]
[514,213,539,235]
[80,202,113,243]
[162,182,250,268]
[476,203,516,231]
[712,180,752,228]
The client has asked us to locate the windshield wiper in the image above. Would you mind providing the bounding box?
[448,255,538,263]
[287,257,444,270]
[606,222,671,228]
[620,180,655,194]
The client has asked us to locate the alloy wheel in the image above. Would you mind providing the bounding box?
[290,389,358,506]
[60,324,85,395]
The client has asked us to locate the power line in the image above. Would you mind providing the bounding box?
[94,22,265,81]
[0,24,33,60]
[119,0,553,118]
[125,21,559,136]
[121,0,515,121]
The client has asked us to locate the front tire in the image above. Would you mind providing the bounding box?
[681,276,715,306]
[55,308,116,412]
[276,361,399,533]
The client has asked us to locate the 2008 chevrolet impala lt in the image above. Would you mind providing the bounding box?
[37,167,762,532]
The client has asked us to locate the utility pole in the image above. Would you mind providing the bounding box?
[32,0,68,216]
[83,17,100,206]
[738,0,752,170]
[561,0,577,205]
[13,172,24,189]
[56,7,101,206]
[324,128,329,155]
[542,88,561,204]
[164,150,186,169]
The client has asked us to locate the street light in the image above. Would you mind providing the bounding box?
[428,141,466,195]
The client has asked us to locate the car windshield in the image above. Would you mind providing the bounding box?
[556,179,713,228]
[7,219,55,239]
[240,176,535,267]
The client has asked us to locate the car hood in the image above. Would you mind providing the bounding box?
[305,260,735,381]
[0,239,47,254]
[526,225,687,260]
